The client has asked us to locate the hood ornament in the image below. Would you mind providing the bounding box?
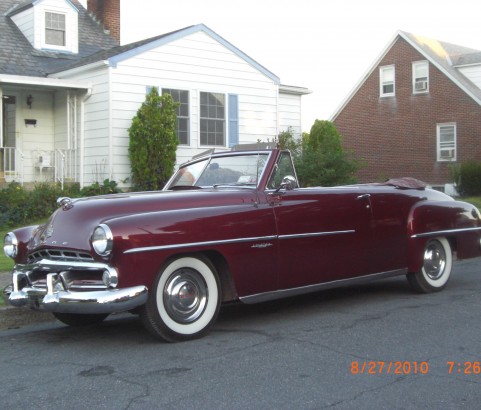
[57,197,74,210]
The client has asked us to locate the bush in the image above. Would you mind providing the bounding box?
[80,179,121,196]
[128,87,179,190]
[0,179,121,229]
[274,122,361,187]
[452,161,481,196]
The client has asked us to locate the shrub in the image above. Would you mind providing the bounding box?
[274,122,362,187]
[80,179,121,196]
[128,87,179,190]
[0,179,121,229]
[453,161,481,196]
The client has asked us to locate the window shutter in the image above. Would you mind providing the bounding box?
[228,94,239,147]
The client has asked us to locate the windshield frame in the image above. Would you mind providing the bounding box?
[164,150,274,190]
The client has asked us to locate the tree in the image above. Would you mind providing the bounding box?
[277,121,361,187]
[128,88,179,190]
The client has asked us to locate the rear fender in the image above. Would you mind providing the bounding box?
[407,200,481,272]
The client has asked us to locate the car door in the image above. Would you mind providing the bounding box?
[265,152,375,290]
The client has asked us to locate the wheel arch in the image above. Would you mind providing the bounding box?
[160,250,238,303]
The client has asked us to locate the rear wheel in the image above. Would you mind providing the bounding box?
[141,256,221,342]
[407,237,452,293]
[53,312,109,326]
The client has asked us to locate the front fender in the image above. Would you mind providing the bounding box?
[407,200,481,272]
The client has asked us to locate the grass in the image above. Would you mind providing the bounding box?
[461,196,481,209]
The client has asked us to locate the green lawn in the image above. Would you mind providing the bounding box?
[461,196,481,209]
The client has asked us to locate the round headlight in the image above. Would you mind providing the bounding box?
[91,224,113,256]
[4,232,18,258]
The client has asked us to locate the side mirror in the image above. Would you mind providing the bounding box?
[276,175,297,192]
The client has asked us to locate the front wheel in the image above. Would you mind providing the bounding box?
[407,237,453,293]
[141,256,221,342]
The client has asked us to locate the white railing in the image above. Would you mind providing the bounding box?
[2,147,24,185]
[55,148,76,190]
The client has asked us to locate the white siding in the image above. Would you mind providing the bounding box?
[278,92,302,137]
[458,65,481,89]
[10,8,35,45]
[58,66,111,185]
[54,27,306,187]
[109,31,280,180]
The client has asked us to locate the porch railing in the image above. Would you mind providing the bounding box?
[54,148,76,190]
[1,147,24,185]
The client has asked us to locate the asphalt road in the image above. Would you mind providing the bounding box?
[1,258,480,409]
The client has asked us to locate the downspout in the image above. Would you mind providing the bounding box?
[80,87,93,188]
[108,66,113,181]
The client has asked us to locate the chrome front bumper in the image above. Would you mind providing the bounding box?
[3,259,148,314]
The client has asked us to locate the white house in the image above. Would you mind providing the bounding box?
[0,0,310,188]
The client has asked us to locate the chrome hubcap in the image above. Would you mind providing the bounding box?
[163,268,208,324]
[423,240,446,280]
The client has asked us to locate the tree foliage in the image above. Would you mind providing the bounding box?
[276,121,361,187]
[128,88,179,190]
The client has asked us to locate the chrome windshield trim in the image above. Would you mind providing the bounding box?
[124,235,278,254]
[411,226,481,238]
[278,230,355,240]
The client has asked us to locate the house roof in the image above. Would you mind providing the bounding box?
[330,31,481,120]
[52,23,282,85]
[0,0,118,77]
[1,1,303,91]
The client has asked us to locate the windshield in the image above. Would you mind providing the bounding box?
[168,153,270,189]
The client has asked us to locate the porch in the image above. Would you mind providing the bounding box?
[0,147,77,189]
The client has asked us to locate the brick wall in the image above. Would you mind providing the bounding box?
[87,0,120,43]
[334,36,481,186]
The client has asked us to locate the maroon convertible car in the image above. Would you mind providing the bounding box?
[4,146,481,341]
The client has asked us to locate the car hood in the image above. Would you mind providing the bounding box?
[28,189,257,253]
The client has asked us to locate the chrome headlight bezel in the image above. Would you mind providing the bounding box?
[4,232,18,258]
[91,224,113,257]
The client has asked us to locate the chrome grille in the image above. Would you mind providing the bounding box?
[28,249,94,264]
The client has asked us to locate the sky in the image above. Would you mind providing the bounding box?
[85,0,481,132]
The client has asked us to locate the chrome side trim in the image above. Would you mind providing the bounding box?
[124,230,356,254]
[239,268,407,304]
[278,230,355,240]
[411,226,481,238]
[124,235,278,254]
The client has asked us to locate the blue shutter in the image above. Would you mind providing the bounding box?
[228,94,239,147]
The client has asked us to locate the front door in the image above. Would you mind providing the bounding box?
[271,187,374,290]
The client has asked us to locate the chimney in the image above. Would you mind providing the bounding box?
[87,0,120,43]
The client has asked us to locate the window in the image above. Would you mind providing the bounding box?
[413,61,429,93]
[437,123,456,161]
[162,89,190,145]
[200,92,225,146]
[45,12,66,46]
[380,66,395,97]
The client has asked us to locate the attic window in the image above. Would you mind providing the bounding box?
[45,12,66,46]
[413,61,429,93]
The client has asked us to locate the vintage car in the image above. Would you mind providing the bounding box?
[3,146,481,341]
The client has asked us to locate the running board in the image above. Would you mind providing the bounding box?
[239,268,408,304]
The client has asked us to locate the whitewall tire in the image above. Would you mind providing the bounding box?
[141,256,221,342]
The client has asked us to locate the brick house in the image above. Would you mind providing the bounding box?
[331,31,481,191]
